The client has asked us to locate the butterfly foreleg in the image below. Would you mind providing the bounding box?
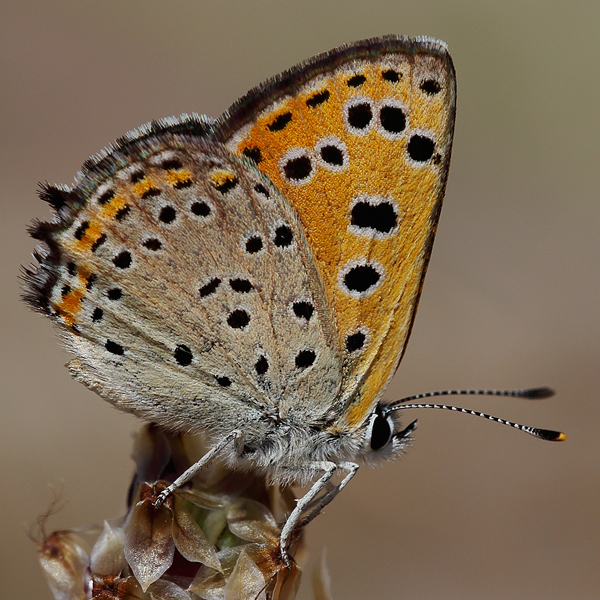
[155,429,242,506]
[279,461,359,564]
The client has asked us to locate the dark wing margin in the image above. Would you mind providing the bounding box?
[211,34,456,144]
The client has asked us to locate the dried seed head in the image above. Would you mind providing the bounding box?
[37,424,305,600]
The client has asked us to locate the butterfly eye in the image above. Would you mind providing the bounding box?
[370,413,393,450]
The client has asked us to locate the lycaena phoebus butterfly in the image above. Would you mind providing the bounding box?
[24,35,564,561]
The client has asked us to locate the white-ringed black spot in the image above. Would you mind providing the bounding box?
[282,155,312,182]
[295,350,316,369]
[245,235,263,254]
[105,340,124,355]
[98,189,115,205]
[161,158,183,170]
[382,69,400,82]
[379,105,406,134]
[130,170,145,183]
[174,344,193,366]
[315,137,348,171]
[191,201,211,217]
[267,112,292,131]
[347,102,373,130]
[347,74,366,87]
[340,261,382,296]
[115,205,131,221]
[306,90,330,108]
[230,278,253,293]
[243,147,262,164]
[254,183,270,197]
[227,309,250,329]
[67,262,77,276]
[350,196,398,235]
[61,284,71,297]
[113,251,132,269]
[255,356,269,375]
[274,225,293,247]
[74,221,89,241]
[199,278,221,298]
[107,288,122,300]
[344,265,380,292]
[407,134,435,162]
[91,233,107,252]
[143,238,162,251]
[216,375,231,387]
[320,145,344,166]
[92,307,103,322]
[293,301,314,321]
[420,79,441,95]
[159,205,177,223]
[345,331,366,353]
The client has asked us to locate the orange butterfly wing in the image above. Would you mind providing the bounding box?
[214,35,456,431]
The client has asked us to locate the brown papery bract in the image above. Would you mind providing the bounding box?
[37,425,309,600]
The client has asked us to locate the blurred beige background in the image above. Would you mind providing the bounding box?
[2,1,598,598]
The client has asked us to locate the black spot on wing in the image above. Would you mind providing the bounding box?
[283,156,312,181]
[159,206,177,223]
[174,344,193,366]
[274,225,293,247]
[242,147,262,164]
[407,135,435,162]
[112,251,132,269]
[347,103,372,129]
[295,350,316,369]
[227,309,250,329]
[347,74,366,87]
[320,145,344,166]
[105,340,124,355]
[255,356,269,375]
[351,201,397,234]
[267,112,292,132]
[345,331,365,352]
[293,301,314,321]
[306,90,330,108]
[191,201,211,217]
[379,106,406,134]
[245,236,263,254]
[382,69,400,82]
[343,265,380,293]
[199,278,221,298]
[420,79,441,95]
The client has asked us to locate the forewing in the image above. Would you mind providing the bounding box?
[213,35,456,431]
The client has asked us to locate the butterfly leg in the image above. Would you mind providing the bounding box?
[298,461,359,529]
[155,429,241,505]
[280,461,359,565]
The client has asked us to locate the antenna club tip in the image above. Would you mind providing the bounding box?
[522,387,555,399]
[537,429,567,441]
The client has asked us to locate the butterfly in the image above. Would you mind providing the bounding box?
[24,35,563,562]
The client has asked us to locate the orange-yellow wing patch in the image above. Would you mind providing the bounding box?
[215,36,456,431]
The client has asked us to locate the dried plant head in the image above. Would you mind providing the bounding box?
[37,424,306,600]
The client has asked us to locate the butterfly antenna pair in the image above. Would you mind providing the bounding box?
[385,387,566,441]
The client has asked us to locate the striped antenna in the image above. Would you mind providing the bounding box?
[384,387,565,442]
